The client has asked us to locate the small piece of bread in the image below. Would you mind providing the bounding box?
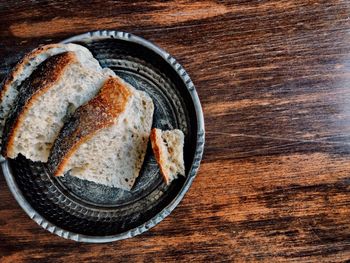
[0,43,98,143]
[2,51,114,161]
[48,76,154,190]
[150,128,185,184]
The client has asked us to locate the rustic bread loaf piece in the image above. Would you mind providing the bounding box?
[150,128,185,184]
[49,76,154,190]
[2,51,114,161]
[0,43,98,143]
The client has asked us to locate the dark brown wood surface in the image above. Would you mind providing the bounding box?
[1,0,350,262]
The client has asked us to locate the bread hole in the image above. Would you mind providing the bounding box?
[75,95,82,102]
[64,102,76,119]
[74,85,83,92]
[35,143,43,151]
[168,147,174,154]
[45,117,53,125]
[17,145,24,151]
[124,178,129,182]
[162,138,168,147]
[36,134,45,140]
[71,167,86,174]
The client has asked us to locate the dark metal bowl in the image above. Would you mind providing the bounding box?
[1,30,205,243]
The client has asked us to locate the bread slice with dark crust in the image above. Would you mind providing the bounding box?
[0,43,99,145]
[48,76,154,190]
[2,52,76,158]
[49,76,132,177]
[0,44,86,103]
[2,51,114,161]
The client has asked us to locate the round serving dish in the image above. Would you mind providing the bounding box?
[1,30,205,243]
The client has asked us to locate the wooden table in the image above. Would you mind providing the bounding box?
[1,1,350,262]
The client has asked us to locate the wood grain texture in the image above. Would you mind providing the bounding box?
[1,0,350,262]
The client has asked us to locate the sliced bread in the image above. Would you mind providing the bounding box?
[150,128,185,184]
[2,51,114,161]
[48,76,154,190]
[0,43,98,142]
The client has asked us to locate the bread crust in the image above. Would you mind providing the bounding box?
[49,76,132,176]
[150,128,171,184]
[2,52,77,157]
